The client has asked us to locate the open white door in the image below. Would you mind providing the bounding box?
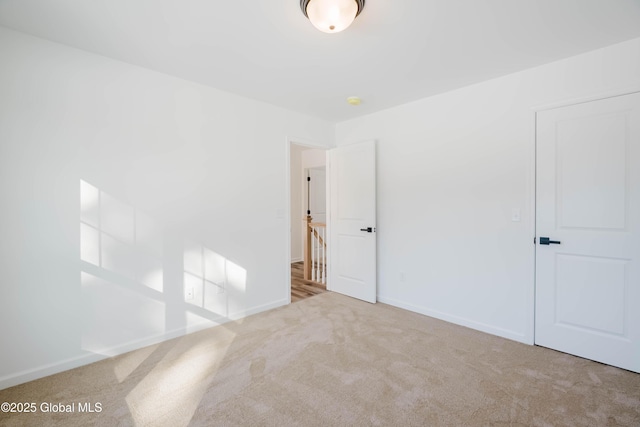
[535,92,640,373]
[329,140,376,303]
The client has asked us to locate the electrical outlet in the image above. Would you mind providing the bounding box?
[400,271,405,282]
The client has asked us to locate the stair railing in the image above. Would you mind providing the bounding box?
[304,215,327,284]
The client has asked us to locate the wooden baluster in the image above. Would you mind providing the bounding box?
[316,228,320,282]
[312,224,316,282]
[322,226,326,284]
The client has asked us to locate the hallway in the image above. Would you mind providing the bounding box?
[291,261,326,303]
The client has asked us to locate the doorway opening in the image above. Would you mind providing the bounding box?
[289,142,329,303]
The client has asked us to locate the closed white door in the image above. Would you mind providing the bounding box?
[329,140,376,303]
[535,92,640,373]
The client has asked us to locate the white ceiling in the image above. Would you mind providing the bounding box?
[1,0,640,122]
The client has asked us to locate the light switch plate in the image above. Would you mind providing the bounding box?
[511,208,521,222]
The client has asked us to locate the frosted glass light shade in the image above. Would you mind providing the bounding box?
[303,0,363,33]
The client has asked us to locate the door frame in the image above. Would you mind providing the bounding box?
[285,137,332,304]
[531,88,640,346]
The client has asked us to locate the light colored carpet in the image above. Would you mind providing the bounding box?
[1,292,639,426]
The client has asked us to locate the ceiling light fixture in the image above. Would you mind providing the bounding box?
[300,0,365,34]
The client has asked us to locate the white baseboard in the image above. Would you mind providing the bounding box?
[0,298,290,391]
[377,295,528,345]
[0,352,110,391]
[230,299,289,320]
[290,257,303,263]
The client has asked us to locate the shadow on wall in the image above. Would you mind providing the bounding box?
[79,179,246,356]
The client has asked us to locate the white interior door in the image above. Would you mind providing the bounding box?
[535,92,640,373]
[329,140,376,303]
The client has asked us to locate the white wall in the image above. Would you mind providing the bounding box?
[336,37,640,344]
[0,27,333,389]
[301,148,326,169]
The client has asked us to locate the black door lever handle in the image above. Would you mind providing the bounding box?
[539,237,561,245]
[360,227,373,233]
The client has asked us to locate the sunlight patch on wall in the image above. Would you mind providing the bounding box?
[80,223,100,265]
[80,180,99,226]
[80,180,164,292]
[183,242,233,317]
[80,180,168,356]
[226,260,247,293]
